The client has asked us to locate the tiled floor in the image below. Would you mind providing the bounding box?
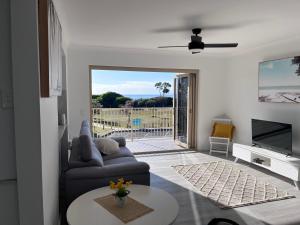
[126,138,185,153]
[136,150,300,225]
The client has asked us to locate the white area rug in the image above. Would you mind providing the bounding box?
[172,161,295,209]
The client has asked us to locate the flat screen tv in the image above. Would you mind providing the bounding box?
[252,119,292,154]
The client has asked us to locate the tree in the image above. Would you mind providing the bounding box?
[155,82,171,97]
[162,82,171,96]
[95,92,132,108]
[92,95,100,99]
[155,82,163,96]
[292,56,300,76]
[98,92,123,108]
[132,97,173,108]
[116,96,132,107]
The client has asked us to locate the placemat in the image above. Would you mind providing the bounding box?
[94,195,154,223]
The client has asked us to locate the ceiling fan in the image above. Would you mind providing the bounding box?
[158,28,238,54]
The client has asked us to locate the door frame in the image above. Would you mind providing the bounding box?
[89,65,199,149]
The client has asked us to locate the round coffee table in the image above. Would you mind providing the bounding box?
[67,185,179,225]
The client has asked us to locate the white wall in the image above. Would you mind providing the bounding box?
[226,37,300,153]
[11,0,44,224]
[67,46,228,149]
[11,1,61,225]
[40,98,60,225]
[0,0,19,224]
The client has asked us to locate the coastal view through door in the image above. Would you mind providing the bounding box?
[90,67,195,153]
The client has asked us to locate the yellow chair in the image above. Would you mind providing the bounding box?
[209,122,235,158]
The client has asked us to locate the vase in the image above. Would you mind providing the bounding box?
[114,195,127,208]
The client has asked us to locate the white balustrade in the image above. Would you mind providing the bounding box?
[92,107,174,140]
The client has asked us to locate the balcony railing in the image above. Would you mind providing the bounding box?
[92,107,174,140]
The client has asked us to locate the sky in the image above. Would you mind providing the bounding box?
[259,58,300,87]
[92,70,176,96]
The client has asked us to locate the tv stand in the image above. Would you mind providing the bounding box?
[233,143,300,189]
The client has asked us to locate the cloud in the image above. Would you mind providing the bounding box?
[92,81,172,95]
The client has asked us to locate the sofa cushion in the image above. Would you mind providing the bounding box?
[80,119,90,128]
[69,138,103,169]
[79,134,93,161]
[110,136,126,147]
[65,161,150,180]
[94,138,120,155]
[104,157,137,166]
[102,147,134,161]
[79,120,104,166]
[79,120,93,160]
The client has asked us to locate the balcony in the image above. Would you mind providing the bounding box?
[92,107,183,153]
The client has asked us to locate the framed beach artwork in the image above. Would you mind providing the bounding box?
[258,56,300,103]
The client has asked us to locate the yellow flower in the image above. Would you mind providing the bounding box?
[118,178,124,183]
[110,178,132,190]
[109,181,116,189]
[116,181,123,189]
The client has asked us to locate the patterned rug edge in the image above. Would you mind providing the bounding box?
[171,161,296,209]
[216,195,295,209]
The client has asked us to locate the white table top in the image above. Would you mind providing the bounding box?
[67,185,179,225]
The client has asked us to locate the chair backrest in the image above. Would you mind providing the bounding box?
[211,122,235,140]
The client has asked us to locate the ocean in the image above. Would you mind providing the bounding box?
[124,94,173,100]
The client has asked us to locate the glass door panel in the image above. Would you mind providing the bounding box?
[174,75,189,147]
[174,73,196,148]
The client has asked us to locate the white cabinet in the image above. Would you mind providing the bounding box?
[233,143,300,189]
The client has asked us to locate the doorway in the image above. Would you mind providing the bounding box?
[89,66,198,153]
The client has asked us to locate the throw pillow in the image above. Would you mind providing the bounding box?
[212,123,235,140]
[94,138,120,155]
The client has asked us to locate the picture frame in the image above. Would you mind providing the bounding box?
[258,56,300,103]
[38,0,62,97]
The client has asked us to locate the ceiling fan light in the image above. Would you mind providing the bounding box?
[189,48,201,52]
[188,41,204,51]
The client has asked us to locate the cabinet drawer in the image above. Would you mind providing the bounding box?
[233,146,251,162]
[271,159,299,181]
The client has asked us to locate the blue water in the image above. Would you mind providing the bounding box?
[124,94,173,100]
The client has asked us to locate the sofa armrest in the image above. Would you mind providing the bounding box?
[65,161,150,180]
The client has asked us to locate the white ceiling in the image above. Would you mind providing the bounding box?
[54,0,300,55]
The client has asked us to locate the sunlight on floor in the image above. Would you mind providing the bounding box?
[126,138,185,153]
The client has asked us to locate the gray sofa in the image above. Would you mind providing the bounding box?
[63,120,150,206]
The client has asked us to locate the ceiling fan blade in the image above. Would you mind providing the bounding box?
[152,24,243,33]
[158,46,188,48]
[204,43,238,48]
[192,52,200,54]
[153,27,193,33]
